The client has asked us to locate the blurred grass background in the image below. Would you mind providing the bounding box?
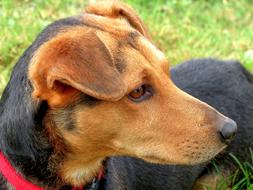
[0,1,253,189]
[0,0,253,95]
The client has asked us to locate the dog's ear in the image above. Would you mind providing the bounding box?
[29,29,127,107]
[85,1,150,39]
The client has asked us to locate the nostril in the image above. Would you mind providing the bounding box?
[219,120,237,142]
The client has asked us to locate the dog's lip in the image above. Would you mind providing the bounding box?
[216,144,228,155]
[143,155,169,164]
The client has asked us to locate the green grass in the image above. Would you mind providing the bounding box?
[208,149,253,190]
[0,1,253,189]
[229,151,253,190]
[1,0,253,95]
[126,0,253,70]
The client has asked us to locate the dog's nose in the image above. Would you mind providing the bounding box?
[219,119,237,142]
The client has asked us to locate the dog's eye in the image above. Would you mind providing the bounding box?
[128,85,153,102]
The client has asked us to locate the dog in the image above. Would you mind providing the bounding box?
[0,2,237,190]
[103,59,253,190]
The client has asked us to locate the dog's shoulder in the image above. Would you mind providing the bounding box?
[105,156,201,190]
[171,58,252,90]
[171,58,253,107]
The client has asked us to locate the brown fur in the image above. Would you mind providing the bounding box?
[26,1,231,186]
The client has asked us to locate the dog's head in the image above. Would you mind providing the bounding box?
[0,1,237,187]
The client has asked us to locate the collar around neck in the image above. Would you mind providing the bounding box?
[0,151,43,190]
[0,151,104,190]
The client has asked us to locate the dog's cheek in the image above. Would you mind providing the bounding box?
[57,104,121,152]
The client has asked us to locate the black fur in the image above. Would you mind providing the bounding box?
[0,16,86,188]
[79,94,100,107]
[103,59,253,190]
[1,13,253,190]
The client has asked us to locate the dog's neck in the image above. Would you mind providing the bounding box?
[59,156,104,187]
[0,152,62,189]
[0,78,105,189]
[0,137,106,189]
[0,114,105,189]
[44,111,106,187]
[0,151,105,190]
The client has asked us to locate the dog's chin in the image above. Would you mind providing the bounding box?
[141,145,228,166]
[142,155,200,166]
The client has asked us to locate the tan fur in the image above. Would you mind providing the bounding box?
[85,1,150,39]
[29,28,127,108]
[28,1,230,186]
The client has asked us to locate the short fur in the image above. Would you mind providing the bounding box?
[0,2,237,189]
[103,59,253,190]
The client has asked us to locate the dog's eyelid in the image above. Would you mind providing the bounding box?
[127,84,154,103]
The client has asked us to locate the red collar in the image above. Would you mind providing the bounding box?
[0,151,43,190]
[0,152,104,190]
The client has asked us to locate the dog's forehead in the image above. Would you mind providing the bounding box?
[88,29,169,94]
[129,32,168,69]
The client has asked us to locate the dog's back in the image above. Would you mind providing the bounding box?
[104,58,253,190]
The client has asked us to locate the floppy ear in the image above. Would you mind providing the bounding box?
[85,1,150,39]
[29,29,127,107]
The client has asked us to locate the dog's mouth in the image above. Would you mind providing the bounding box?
[143,155,170,165]
[141,144,228,166]
[187,144,228,165]
[213,144,228,157]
